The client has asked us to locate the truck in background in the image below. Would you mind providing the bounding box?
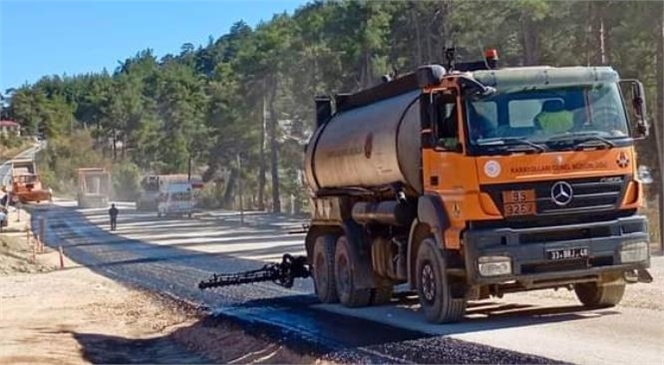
[156,175,203,218]
[303,49,652,323]
[76,168,112,208]
[10,159,52,204]
[136,175,160,211]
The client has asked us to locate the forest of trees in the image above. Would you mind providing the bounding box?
[1,0,663,215]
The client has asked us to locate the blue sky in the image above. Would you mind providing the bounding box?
[0,0,306,90]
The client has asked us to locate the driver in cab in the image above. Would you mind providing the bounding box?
[534,99,574,135]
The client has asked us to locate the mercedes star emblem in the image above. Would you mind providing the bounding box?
[551,181,573,206]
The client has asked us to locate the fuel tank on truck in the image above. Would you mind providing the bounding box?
[304,90,422,196]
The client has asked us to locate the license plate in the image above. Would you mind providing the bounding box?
[547,247,589,261]
[503,189,536,217]
[504,202,536,217]
[502,189,536,204]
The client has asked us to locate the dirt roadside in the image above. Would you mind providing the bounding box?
[0,207,327,365]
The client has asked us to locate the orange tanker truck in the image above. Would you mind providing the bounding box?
[301,49,653,323]
[10,159,52,204]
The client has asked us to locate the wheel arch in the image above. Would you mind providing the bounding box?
[305,224,342,264]
[407,219,432,289]
[408,194,450,288]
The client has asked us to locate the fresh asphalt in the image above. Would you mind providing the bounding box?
[31,202,562,364]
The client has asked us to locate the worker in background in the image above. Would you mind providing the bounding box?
[534,99,573,135]
[108,203,119,231]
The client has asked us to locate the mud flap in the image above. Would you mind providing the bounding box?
[340,220,377,290]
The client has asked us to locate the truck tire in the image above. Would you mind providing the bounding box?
[312,234,338,303]
[334,235,371,307]
[574,282,626,308]
[370,286,394,306]
[416,237,467,323]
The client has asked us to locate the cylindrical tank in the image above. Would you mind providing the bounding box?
[304,90,422,195]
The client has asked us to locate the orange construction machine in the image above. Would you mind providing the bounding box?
[303,49,653,323]
[11,159,52,204]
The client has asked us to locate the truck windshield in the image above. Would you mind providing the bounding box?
[466,83,630,152]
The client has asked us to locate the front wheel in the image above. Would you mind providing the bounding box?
[574,282,625,308]
[416,238,467,323]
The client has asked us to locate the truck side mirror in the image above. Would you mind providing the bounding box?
[631,81,648,139]
[458,76,496,98]
[620,80,649,139]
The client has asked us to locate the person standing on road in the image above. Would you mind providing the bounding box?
[108,203,119,231]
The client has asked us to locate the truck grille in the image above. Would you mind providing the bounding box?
[482,175,629,218]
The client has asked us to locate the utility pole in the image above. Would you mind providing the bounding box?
[258,88,266,211]
[188,154,192,182]
[237,153,244,226]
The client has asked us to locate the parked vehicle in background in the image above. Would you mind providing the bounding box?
[157,175,202,218]
[10,159,52,204]
[76,168,112,208]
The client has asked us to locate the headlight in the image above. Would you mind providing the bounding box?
[478,256,512,277]
[620,241,649,263]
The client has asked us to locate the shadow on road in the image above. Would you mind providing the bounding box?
[71,331,209,364]
[69,314,324,364]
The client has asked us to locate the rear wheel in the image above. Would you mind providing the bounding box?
[335,235,371,307]
[416,238,467,323]
[574,282,626,308]
[312,234,338,303]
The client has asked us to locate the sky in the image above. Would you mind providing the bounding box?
[0,0,306,91]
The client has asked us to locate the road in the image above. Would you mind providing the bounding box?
[0,142,43,188]
[32,201,664,364]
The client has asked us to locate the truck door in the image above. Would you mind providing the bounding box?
[420,89,476,250]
